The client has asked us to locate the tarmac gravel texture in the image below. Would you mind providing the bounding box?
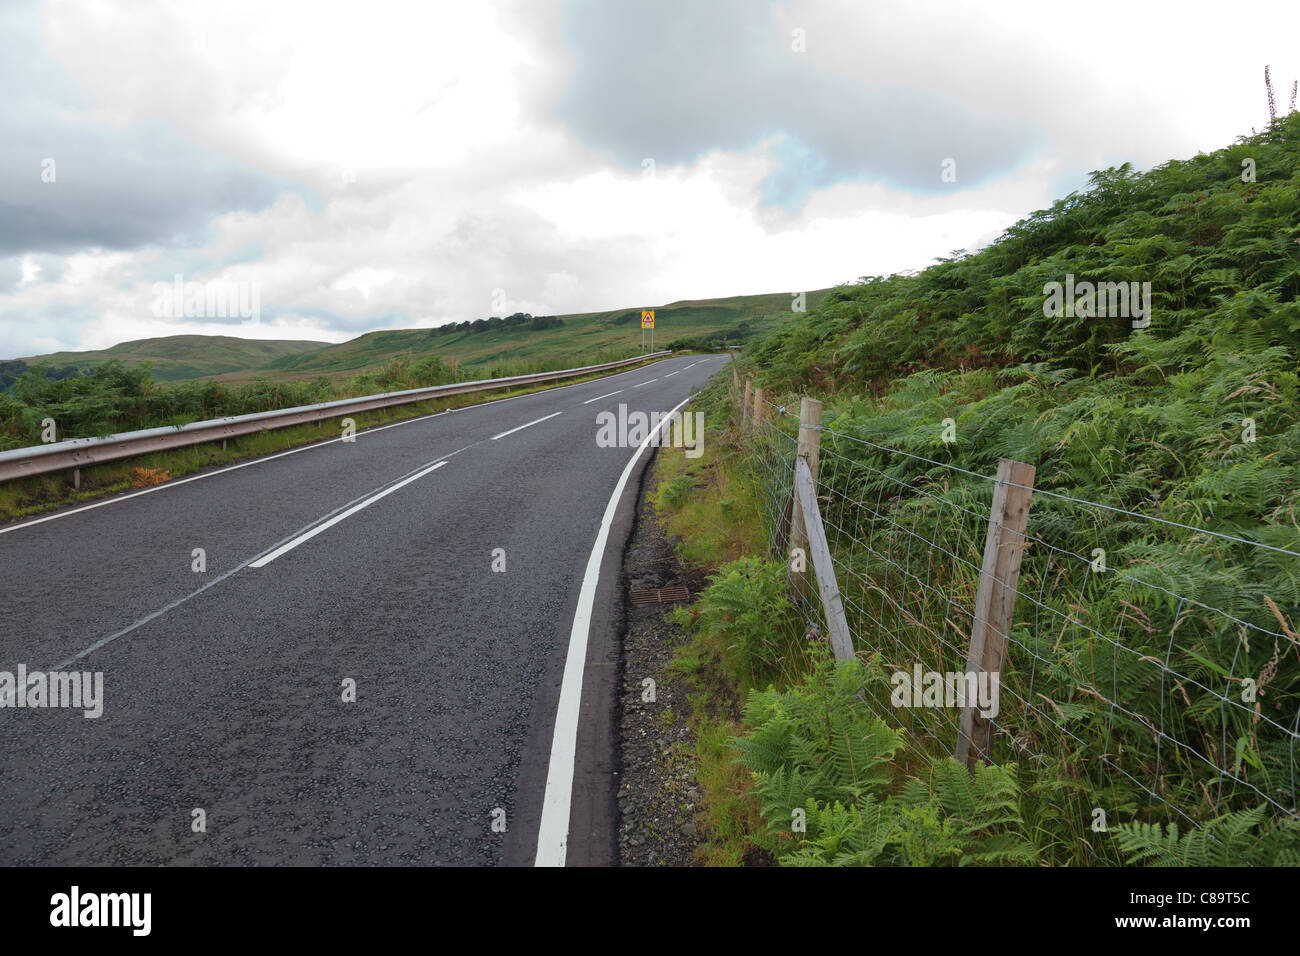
[0,354,722,865]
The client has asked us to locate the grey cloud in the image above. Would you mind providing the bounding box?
[0,252,61,291]
[0,257,23,293]
[259,308,399,335]
[558,0,1036,205]
[0,301,99,358]
[0,1,284,256]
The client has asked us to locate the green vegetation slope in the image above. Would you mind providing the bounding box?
[8,288,829,389]
[707,113,1300,864]
[9,335,329,385]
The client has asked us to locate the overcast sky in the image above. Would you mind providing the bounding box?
[1,0,1297,358]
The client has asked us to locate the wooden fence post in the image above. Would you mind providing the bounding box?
[797,396,822,479]
[752,387,765,425]
[742,380,752,428]
[786,397,822,603]
[956,457,1035,768]
[794,457,854,661]
[733,365,741,392]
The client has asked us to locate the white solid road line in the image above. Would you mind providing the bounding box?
[663,370,680,377]
[249,460,447,568]
[0,403,461,537]
[490,411,562,441]
[535,393,693,867]
[632,378,657,387]
[582,390,622,405]
[0,424,403,537]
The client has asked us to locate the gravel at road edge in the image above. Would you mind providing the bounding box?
[615,450,709,867]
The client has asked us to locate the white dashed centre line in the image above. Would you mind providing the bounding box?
[490,411,563,441]
[250,460,448,568]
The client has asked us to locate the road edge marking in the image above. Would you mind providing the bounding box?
[534,394,692,867]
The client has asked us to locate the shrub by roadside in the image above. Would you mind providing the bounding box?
[652,379,1300,866]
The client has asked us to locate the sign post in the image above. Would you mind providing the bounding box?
[641,310,655,353]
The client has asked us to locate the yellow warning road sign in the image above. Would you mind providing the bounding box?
[641,310,655,329]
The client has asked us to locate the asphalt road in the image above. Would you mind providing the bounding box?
[0,353,725,866]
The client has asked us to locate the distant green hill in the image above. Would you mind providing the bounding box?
[9,288,829,388]
[13,335,330,383]
[258,289,828,383]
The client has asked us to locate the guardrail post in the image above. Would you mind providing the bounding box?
[786,397,822,603]
[956,457,1035,768]
[69,468,80,491]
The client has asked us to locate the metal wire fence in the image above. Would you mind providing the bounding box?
[742,388,1300,833]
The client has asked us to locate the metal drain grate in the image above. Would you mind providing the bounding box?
[628,586,690,605]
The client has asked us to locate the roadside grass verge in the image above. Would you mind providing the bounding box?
[647,378,805,864]
[651,382,1055,865]
[658,380,1300,866]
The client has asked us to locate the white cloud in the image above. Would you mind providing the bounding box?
[3,0,1298,359]
[18,256,42,286]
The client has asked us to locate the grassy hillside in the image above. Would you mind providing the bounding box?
[13,335,329,383]
[9,289,828,389]
[238,289,828,383]
[0,287,824,451]
[692,112,1300,864]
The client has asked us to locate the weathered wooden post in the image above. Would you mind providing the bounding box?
[786,397,822,603]
[956,457,1036,768]
[794,458,853,661]
[742,380,752,428]
[752,387,766,425]
[796,397,822,478]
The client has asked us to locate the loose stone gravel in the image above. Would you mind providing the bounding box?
[615,454,711,867]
